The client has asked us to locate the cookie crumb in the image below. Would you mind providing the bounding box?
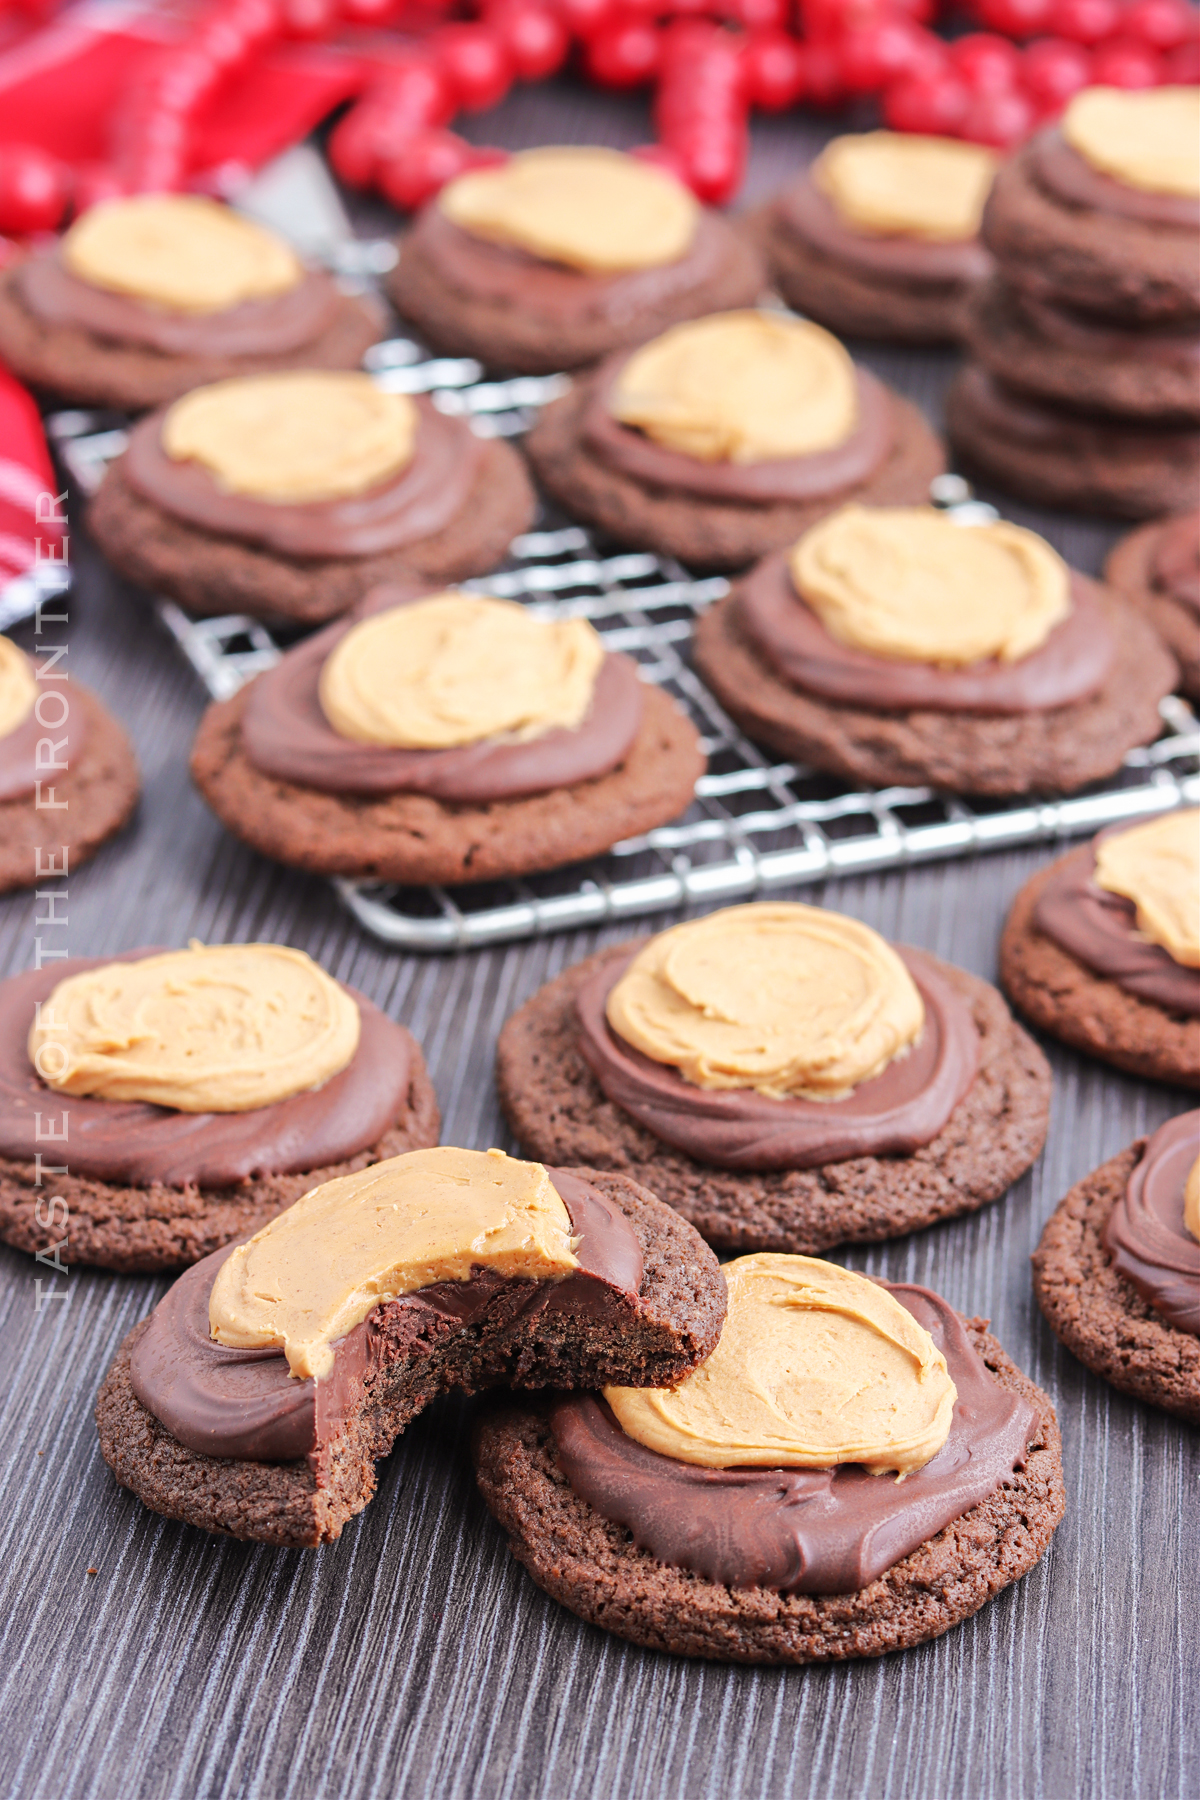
[86,1567,98,1577]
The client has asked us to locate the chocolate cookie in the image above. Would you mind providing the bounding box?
[980,134,1200,324]
[1032,1142,1200,1424]
[88,435,535,628]
[965,276,1200,424]
[1105,513,1200,703]
[190,677,704,887]
[999,853,1200,1090]
[691,578,1174,799]
[496,943,1050,1255]
[525,370,944,571]
[0,266,384,413]
[95,1169,726,1545]
[945,362,1200,520]
[472,1322,1064,1663]
[0,685,139,895]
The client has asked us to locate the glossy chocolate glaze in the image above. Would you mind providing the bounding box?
[581,354,894,504]
[0,953,418,1186]
[1154,513,1200,615]
[551,1283,1040,1595]
[575,943,980,1171]
[18,252,343,357]
[1103,1112,1200,1336]
[0,652,89,803]
[410,205,731,325]
[120,394,481,559]
[240,583,644,801]
[774,176,992,286]
[734,555,1114,715]
[1033,835,1200,1018]
[128,1169,646,1463]
[1031,129,1200,231]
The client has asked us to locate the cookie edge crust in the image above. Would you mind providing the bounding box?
[0,685,140,896]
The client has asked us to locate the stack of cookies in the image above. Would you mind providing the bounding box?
[948,86,1200,518]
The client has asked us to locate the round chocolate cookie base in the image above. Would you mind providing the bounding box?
[946,363,1200,520]
[95,1170,727,1545]
[524,375,945,572]
[759,206,975,346]
[384,221,765,375]
[496,944,1050,1254]
[0,271,384,412]
[190,680,704,886]
[472,1325,1064,1665]
[999,855,1200,1090]
[981,145,1200,323]
[691,584,1173,799]
[1105,518,1200,704]
[0,1047,440,1272]
[1032,1144,1200,1423]
[0,685,139,896]
[965,278,1200,424]
[87,441,536,627]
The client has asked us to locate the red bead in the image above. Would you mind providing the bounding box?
[1046,0,1121,45]
[974,0,1054,34]
[328,106,382,189]
[557,0,619,37]
[1020,35,1092,105]
[950,33,1023,92]
[1121,0,1195,50]
[721,0,789,30]
[372,57,456,127]
[1089,35,1165,82]
[280,0,337,38]
[839,21,944,94]
[379,130,477,212]
[484,2,570,82]
[585,17,662,87]
[799,0,883,39]
[434,23,514,112]
[1165,34,1200,76]
[802,38,846,106]
[741,29,806,109]
[0,144,68,234]
[882,68,970,133]
[960,86,1036,146]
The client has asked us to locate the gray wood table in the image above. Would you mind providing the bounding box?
[0,81,1194,1800]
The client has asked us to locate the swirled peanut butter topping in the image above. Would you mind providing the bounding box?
[789,505,1071,667]
[611,312,860,464]
[318,593,607,748]
[1062,87,1200,198]
[1185,1158,1200,1242]
[209,1147,581,1380]
[1094,810,1200,969]
[62,195,303,312]
[812,132,998,241]
[28,943,360,1112]
[439,146,699,273]
[605,1254,956,1473]
[161,373,418,502]
[605,903,924,1101]
[0,636,36,740]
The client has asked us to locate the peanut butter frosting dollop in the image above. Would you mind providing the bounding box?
[789,504,1071,667]
[812,132,998,242]
[1185,1157,1200,1242]
[62,195,303,313]
[28,943,360,1112]
[209,1147,581,1379]
[318,593,607,748]
[1062,86,1200,199]
[605,1253,957,1474]
[439,145,699,274]
[0,636,36,740]
[611,312,860,464]
[1093,810,1199,969]
[161,373,418,503]
[605,902,924,1101]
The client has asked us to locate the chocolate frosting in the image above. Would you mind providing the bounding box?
[1153,513,1200,616]
[0,953,419,1186]
[411,205,731,326]
[240,584,644,801]
[1034,833,1200,1018]
[0,654,89,804]
[128,1168,646,1464]
[1103,1112,1200,1336]
[1031,128,1200,231]
[17,251,343,357]
[735,555,1114,716]
[576,943,979,1171]
[775,175,992,286]
[582,353,894,504]
[120,394,481,559]
[551,1282,1039,1595]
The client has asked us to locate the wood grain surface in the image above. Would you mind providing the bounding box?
[0,81,1195,1800]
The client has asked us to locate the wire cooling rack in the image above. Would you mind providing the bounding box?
[50,360,1200,952]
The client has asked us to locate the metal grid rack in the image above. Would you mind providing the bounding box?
[49,365,1200,953]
